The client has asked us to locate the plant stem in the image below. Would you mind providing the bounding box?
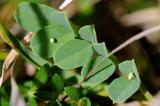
[107,25,160,57]
[140,84,153,101]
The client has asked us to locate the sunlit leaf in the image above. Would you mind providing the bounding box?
[0,51,7,60]
[28,97,37,106]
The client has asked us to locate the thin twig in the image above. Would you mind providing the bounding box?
[107,25,160,57]
[59,0,73,10]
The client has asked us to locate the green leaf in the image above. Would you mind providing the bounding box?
[46,100,62,106]
[81,56,115,85]
[0,22,51,69]
[0,22,52,87]
[22,0,47,3]
[51,74,64,92]
[15,3,75,34]
[65,86,81,101]
[81,57,101,79]
[79,25,97,43]
[119,59,140,82]
[50,12,75,33]
[0,62,2,75]
[87,57,115,84]
[34,67,48,84]
[81,97,91,106]
[1,97,9,106]
[0,51,7,60]
[14,2,57,32]
[54,39,93,69]
[93,42,108,57]
[30,24,75,58]
[71,102,77,106]
[56,100,63,106]
[34,91,58,100]
[108,77,140,103]
[119,60,133,74]
[28,97,37,106]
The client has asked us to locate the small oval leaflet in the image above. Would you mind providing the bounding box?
[108,77,140,103]
[81,56,116,85]
[54,39,93,69]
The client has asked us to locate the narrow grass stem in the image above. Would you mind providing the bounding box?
[140,84,153,101]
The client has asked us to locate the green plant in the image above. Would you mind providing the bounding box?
[0,2,154,106]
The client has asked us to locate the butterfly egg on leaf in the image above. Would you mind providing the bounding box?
[128,72,133,80]
[50,37,55,43]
